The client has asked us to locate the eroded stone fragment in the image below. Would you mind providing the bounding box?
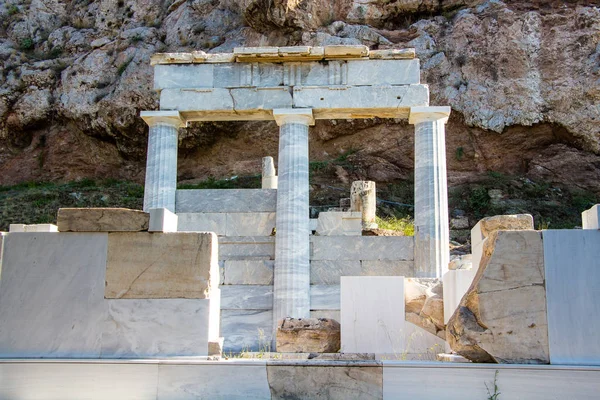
[447,230,549,364]
[276,317,340,353]
[57,208,149,232]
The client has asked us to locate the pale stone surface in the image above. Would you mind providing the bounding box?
[9,224,58,232]
[293,85,429,120]
[410,106,451,278]
[223,260,274,285]
[141,111,183,213]
[266,363,382,400]
[220,285,273,310]
[544,229,600,365]
[341,276,445,356]
[273,109,313,330]
[447,230,549,363]
[57,208,149,232]
[262,156,278,189]
[148,207,178,232]
[310,285,341,310]
[443,268,477,325]
[176,213,227,235]
[315,211,362,236]
[582,204,600,229]
[471,214,534,245]
[448,254,472,270]
[176,189,277,213]
[105,232,218,299]
[436,353,471,363]
[157,364,271,400]
[101,299,211,357]
[311,236,414,261]
[346,59,419,86]
[310,260,361,285]
[361,260,414,277]
[276,317,340,353]
[0,232,107,357]
[219,236,275,260]
[350,181,377,229]
[226,212,276,236]
[221,310,273,352]
[404,278,445,338]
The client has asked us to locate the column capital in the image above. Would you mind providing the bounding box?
[408,106,451,125]
[140,111,186,128]
[273,108,315,126]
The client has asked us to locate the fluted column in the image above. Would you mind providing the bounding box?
[272,109,314,329]
[140,111,184,212]
[409,106,451,278]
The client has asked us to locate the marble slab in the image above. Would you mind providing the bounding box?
[219,236,275,260]
[543,229,600,365]
[101,299,211,357]
[226,212,276,236]
[310,236,414,261]
[267,363,383,399]
[383,364,600,400]
[157,363,271,400]
[341,277,405,354]
[0,362,158,400]
[310,285,341,310]
[176,189,277,213]
[224,260,274,285]
[220,285,273,310]
[346,59,419,86]
[148,207,178,232]
[310,260,361,285]
[177,212,227,235]
[0,233,108,358]
[154,63,214,90]
[315,211,362,236]
[221,310,273,353]
[361,260,415,276]
[105,232,218,299]
[442,268,477,324]
[582,204,600,229]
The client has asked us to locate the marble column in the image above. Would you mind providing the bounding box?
[272,109,314,330]
[262,156,278,189]
[140,111,184,213]
[409,106,451,278]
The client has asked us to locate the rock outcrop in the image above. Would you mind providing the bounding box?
[447,229,549,364]
[0,1,599,192]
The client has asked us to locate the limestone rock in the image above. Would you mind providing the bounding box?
[57,208,149,232]
[276,318,340,353]
[447,230,549,364]
[405,278,445,337]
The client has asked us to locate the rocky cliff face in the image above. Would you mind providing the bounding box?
[1,0,599,193]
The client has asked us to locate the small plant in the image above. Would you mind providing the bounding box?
[7,4,19,15]
[116,59,132,76]
[375,216,415,236]
[455,146,464,161]
[485,370,501,400]
[19,38,34,50]
[131,33,143,43]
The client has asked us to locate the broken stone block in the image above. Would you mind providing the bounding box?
[57,208,149,232]
[276,318,340,353]
[404,278,445,338]
[208,337,224,357]
[447,230,549,364]
[472,214,534,245]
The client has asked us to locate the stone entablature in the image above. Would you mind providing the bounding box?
[148,45,427,121]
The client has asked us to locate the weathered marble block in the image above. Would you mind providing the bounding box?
[315,211,362,236]
[148,208,178,232]
[226,212,276,236]
[224,260,274,285]
[57,208,149,232]
[0,232,108,357]
[276,318,341,353]
[310,236,414,261]
[310,260,361,285]
[219,236,275,260]
[9,224,58,232]
[447,230,549,364]
[221,310,273,352]
[177,213,227,235]
[266,362,383,400]
[220,285,273,310]
[176,189,277,213]
[105,232,219,299]
[582,204,600,229]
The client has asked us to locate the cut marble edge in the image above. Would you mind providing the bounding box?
[151,47,416,65]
